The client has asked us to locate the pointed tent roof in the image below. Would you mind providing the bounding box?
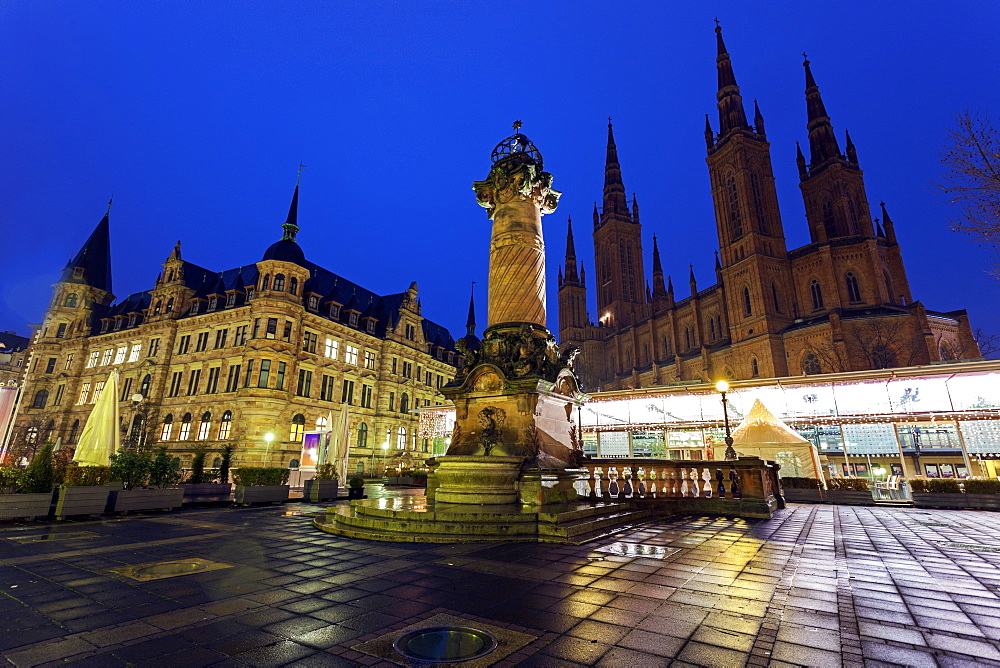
[731,399,811,446]
[61,211,113,293]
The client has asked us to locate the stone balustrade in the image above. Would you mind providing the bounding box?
[577,456,784,518]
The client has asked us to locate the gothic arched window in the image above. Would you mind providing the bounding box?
[726,172,743,239]
[219,410,232,439]
[140,374,151,397]
[153,300,162,316]
[743,287,752,316]
[809,280,824,311]
[803,352,822,375]
[751,357,760,377]
[939,341,955,361]
[289,413,305,442]
[845,272,862,303]
[68,419,80,444]
[165,298,174,313]
[821,198,836,238]
[771,283,781,313]
[750,172,766,233]
[847,198,860,235]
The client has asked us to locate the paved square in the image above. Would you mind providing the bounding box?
[3,501,1000,666]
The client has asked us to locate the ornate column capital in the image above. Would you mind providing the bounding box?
[473,163,561,218]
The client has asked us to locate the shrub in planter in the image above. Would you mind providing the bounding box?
[20,442,56,494]
[780,476,825,503]
[55,465,113,518]
[780,476,823,489]
[305,464,340,501]
[827,477,870,491]
[347,475,365,500]
[109,450,152,490]
[825,477,873,506]
[232,467,290,505]
[964,478,1000,495]
[64,465,112,487]
[218,443,235,484]
[316,464,338,480]
[0,461,54,520]
[188,446,210,484]
[910,478,960,493]
[150,447,182,488]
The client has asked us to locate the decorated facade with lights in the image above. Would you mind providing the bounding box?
[12,186,460,473]
[558,25,979,392]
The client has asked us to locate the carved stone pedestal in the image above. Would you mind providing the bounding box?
[519,468,587,506]
[434,456,524,505]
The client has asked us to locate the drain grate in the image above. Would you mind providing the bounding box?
[7,531,99,544]
[110,557,232,581]
[918,522,952,527]
[594,542,680,559]
[393,626,498,663]
[934,541,1000,553]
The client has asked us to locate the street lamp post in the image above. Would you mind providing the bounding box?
[715,380,737,460]
[381,439,389,475]
[263,432,274,464]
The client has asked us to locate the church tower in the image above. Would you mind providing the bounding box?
[592,121,646,329]
[705,24,793,368]
[557,217,589,339]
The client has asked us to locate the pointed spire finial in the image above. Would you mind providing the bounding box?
[296,162,307,186]
[512,120,522,132]
[106,196,113,215]
[466,281,477,336]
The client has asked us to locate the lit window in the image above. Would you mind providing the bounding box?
[128,343,141,362]
[92,381,105,401]
[114,346,127,364]
[364,351,376,369]
[345,345,359,365]
[178,413,192,440]
[197,412,212,440]
[397,426,406,449]
[325,338,339,358]
[289,413,305,442]
[218,411,232,439]
[101,349,114,365]
[161,414,174,440]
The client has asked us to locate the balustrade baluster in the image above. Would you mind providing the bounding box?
[701,468,713,498]
[608,466,620,498]
[633,465,644,498]
[715,468,726,498]
[729,467,742,498]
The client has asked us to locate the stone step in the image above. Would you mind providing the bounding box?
[556,509,653,538]
[539,502,633,524]
[563,519,653,545]
[329,505,541,538]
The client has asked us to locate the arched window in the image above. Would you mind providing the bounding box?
[751,357,760,378]
[273,274,286,291]
[883,271,895,305]
[809,280,824,310]
[400,393,409,414]
[289,413,305,442]
[178,413,192,440]
[261,274,270,290]
[316,416,328,430]
[357,422,368,448]
[64,293,78,308]
[821,198,836,238]
[685,328,691,349]
[845,272,862,303]
[709,318,716,340]
[289,277,298,295]
[68,419,80,444]
[724,367,736,380]
[153,300,162,315]
[166,298,174,313]
[218,410,232,439]
[31,390,48,409]
[847,198,860,235]
[289,459,300,469]
[743,287,752,316]
[726,172,743,239]
[197,412,212,440]
[803,353,822,375]
[140,374,151,397]
[625,349,632,368]
[397,426,406,449]
[771,283,781,313]
[161,414,174,440]
[939,341,955,361]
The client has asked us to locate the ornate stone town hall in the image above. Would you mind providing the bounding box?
[557,26,979,391]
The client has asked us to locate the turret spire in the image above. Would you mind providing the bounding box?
[803,54,841,167]
[465,282,477,337]
[880,201,898,244]
[715,22,750,135]
[845,129,858,164]
[61,208,113,293]
[795,141,807,177]
[651,235,666,298]
[282,183,300,242]
[753,99,766,137]
[602,119,631,221]
[689,264,698,296]
[564,216,579,282]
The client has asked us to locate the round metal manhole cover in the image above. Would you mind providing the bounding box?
[133,561,210,576]
[394,626,498,663]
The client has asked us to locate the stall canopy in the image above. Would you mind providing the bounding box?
[731,399,823,480]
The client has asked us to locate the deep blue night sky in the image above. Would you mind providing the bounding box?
[2,2,999,348]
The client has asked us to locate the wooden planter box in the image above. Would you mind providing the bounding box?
[108,487,184,513]
[304,479,340,502]
[234,485,289,506]
[782,487,826,504]
[182,483,233,504]
[0,492,54,520]
[912,492,969,509]
[965,494,1000,511]
[826,490,875,506]
[54,486,111,519]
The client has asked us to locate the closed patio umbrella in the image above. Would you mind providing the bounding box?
[331,403,350,480]
[73,370,120,467]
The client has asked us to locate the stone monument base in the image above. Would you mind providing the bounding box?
[518,468,587,506]
[433,455,524,505]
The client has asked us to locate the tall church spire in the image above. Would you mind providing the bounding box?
[651,235,666,298]
[714,22,749,136]
[880,201,898,244]
[803,55,841,167]
[564,216,579,282]
[602,119,631,221]
[465,284,477,337]
[61,209,113,293]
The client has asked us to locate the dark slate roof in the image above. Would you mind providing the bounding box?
[262,239,307,264]
[60,213,113,293]
[0,331,30,353]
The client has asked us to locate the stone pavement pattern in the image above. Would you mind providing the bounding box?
[3,500,1000,666]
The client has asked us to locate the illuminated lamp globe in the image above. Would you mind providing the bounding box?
[715,380,730,393]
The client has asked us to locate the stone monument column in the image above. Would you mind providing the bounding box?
[474,121,561,328]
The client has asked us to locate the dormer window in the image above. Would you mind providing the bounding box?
[366,320,375,333]
[113,318,122,331]
[308,295,319,310]
[246,288,255,300]
[330,304,340,318]
[226,292,236,307]
[100,320,109,333]
[72,267,84,279]
[190,301,200,315]
[405,324,416,341]
[208,296,217,310]
[349,313,358,326]
[128,313,136,327]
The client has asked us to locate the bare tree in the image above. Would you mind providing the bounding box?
[973,328,999,358]
[936,110,1000,266]
[848,319,924,369]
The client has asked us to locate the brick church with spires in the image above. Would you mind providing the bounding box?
[557,25,979,392]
